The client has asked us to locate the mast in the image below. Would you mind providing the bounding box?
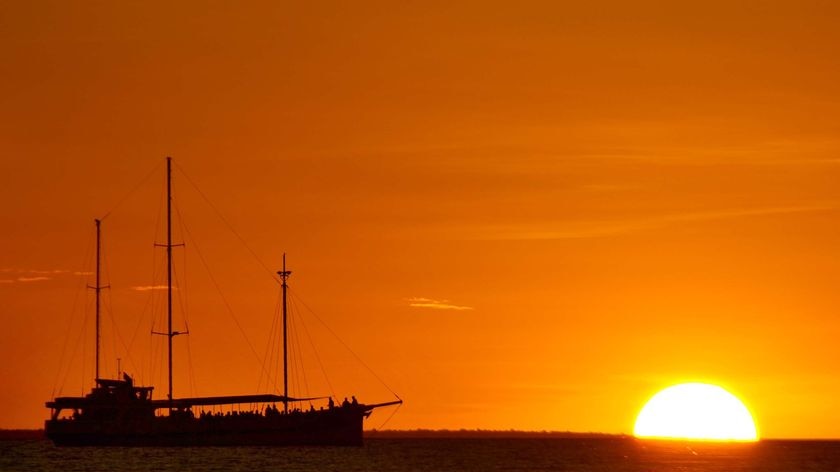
[151,157,185,410]
[166,156,173,407]
[277,254,291,413]
[88,218,109,381]
[94,218,102,380]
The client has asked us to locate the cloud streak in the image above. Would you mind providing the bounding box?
[28,269,69,275]
[16,276,51,282]
[407,297,474,311]
[470,204,837,241]
[131,285,174,291]
[0,268,95,285]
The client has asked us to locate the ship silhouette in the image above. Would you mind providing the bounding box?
[45,158,401,446]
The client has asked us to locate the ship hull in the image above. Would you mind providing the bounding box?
[46,408,366,447]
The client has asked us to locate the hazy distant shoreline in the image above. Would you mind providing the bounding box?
[0,430,45,440]
[4,429,839,442]
[0,429,623,441]
[368,430,626,439]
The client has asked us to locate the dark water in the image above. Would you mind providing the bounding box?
[3,438,840,471]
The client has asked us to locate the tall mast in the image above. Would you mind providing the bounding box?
[166,156,174,407]
[89,219,109,381]
[278,254,291,413]
[152,157,184,408]
[94,218,102,380]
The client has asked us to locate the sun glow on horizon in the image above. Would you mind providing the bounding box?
[634,383,758,442]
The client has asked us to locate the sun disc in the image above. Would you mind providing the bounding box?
[634,383,758,441]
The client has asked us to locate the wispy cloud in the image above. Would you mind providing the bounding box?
[16,276,51,282]
[407,297,474,311]
[131,285,176,291]
[663,205,835,224]
[1,268,69,275]
[0,268,92,285]
[28,269,69,275]
[470,204,836,241]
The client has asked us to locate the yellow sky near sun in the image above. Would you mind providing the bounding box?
[2,1,840,438]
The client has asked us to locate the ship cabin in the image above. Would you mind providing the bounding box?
[46,373,155,422]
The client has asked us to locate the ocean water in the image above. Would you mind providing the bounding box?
[3,438,840,472]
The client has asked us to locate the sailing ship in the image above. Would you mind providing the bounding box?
[45,158,401,446]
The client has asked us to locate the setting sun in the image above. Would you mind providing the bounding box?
[634,383,758,442]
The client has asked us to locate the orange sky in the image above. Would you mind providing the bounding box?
[3,1,840,438]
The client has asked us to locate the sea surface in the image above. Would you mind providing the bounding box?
[3,438,840,471]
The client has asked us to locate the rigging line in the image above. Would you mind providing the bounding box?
[100,160,163,221]
[289,289,402,401]
[102,235,115,378]
[102,258,122,377]
[269,295,282,393]
[104,291,139,377]
[273,294,283,394]
[257,304,272,393]
[104,293,117,376]
[51,225,95,397]
[173,200,190,332]
[289,297,314,399]
[150,268,168,392]
[173,202,198,395]
[149,339,156,398]
[148,276,158,385]
[258,294,281,393]
[125,277,155,373]
[150,289,166,393]
[184,330,198,397]
[135,187,166,381]
[101,271,143,378]
[285,302,298,401]
[274,281,289,395]
[288,300,310,398]
[79,295,91,394]
[149,307,156,388]
[177,211,274,380]
[286,299,298,398]
[376,401,403,430]
[291,292,336,400]
[295,307,310,400]
[173,162,278,282]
